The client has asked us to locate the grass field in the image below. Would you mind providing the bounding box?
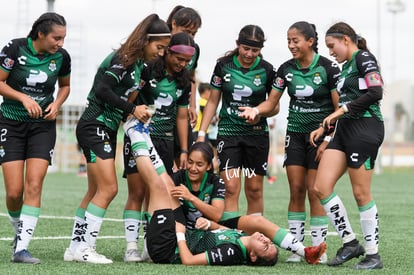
[0,168,413,274]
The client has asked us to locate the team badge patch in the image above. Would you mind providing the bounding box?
[313,73,322,85]
[0,146,5,158]
[365,72,382,87]
[104,142,112,153]
[253,75,262,86]
[49,60,57,71]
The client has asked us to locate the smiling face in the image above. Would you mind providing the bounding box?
[249,232,278,262]
[143,37,171,62]
[165,50,193,74]
[35,24,66,54]
[186,150,211,182]
[287,27,314,61]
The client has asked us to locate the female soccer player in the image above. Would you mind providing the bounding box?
[64,14,171,264]
[170,142,225,229]
[310,21,385,270]
[122,7,202,261]
[239,21,340,263]
[197,24,277,220]
[0,12,70,264]
[122,31,195,262]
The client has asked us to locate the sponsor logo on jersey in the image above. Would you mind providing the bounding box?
[18,55,27,65]
[26,70,48,86]
[2,58,14,69]
[232,84,252,100]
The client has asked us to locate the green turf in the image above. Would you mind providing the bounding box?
[0,168,413,274]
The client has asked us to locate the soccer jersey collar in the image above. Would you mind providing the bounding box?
[233,55,261,71]
[295,53,319,70]
[27,37,50,57]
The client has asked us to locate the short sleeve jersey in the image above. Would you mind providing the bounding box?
[80,51,140,131]
[184,229,248,265]
[272,54,340,133]
[210,55,275,136]
[172,170,225,229]
[337,50,383,121]
[0,37,71,122]
[137,64,191,140]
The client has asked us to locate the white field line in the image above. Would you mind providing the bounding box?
[0,212,123,222]
[0,212,341,241]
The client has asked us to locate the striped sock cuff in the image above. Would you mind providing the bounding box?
[21,204,40,217]
[320,192,337,205]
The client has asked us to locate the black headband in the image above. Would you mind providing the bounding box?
[237,38,264,48]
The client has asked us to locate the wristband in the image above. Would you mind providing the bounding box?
[176,232,186,242]
[180,149,188,154]
[204,219,211,230]
[324,136,332,142]
[342,104,349,113]
[253,107,260,116]
[198,130,206,137]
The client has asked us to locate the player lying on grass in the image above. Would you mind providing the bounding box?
[123,115,326,265]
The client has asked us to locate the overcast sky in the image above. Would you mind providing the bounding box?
[0,0,412,128]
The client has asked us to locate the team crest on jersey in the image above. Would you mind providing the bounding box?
[103,142,112,153]
[313,73,322,85]
[253,75,262,86]
[2,58,14,69]
[49,60,57,71]
[0,146,5,158]
[128,158,136,168]
[176,89,183,98]
[203,194,211,203]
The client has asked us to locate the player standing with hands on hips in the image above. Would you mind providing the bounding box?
[310,21,384,270]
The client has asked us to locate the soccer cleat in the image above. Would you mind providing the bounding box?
[319,252,328,264]
[138,244,152,262]
[304,242,327,264]
[327,240,365,266]
[73,246,113,264]
[124,249,142,262]
[286,252,302,263]
[353,254,384,270]
[63,247,74,262]
[12,249,41,264]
